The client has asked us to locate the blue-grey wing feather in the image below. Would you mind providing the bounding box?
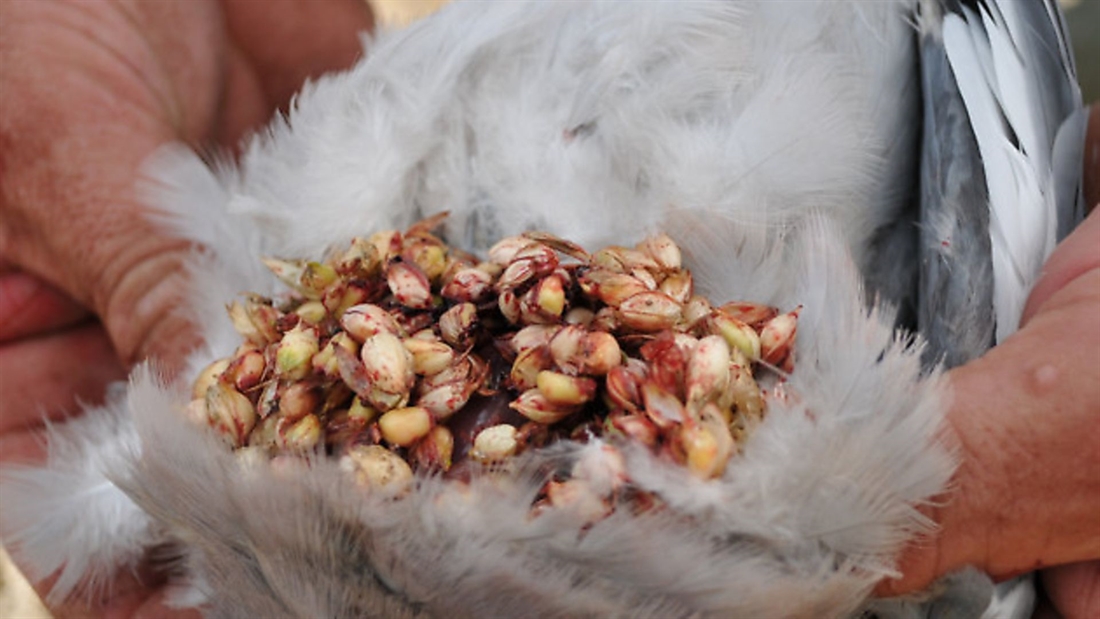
[917,21,996,368]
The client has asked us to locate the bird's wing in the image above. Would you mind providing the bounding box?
[918,0,1085,365]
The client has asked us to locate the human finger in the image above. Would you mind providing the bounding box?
[0,270,90,343]
[1041,560,1100,619]
[0,322,125,448]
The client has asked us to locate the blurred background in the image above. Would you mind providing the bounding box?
[1,1,1095,617]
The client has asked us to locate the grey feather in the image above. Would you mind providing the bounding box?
[917,4,996,367]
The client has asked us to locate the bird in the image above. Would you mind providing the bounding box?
[0,0,1084,617]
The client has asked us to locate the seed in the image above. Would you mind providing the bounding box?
[658,270,693,304]
[294,300,328,325]
[641,381,688,429]
[510,389,578,425]
[497,243,559,289]
[277,414,323,452]
[386,262,435,310]
[192,358,230,400]
[608,411,659,446]
[262,258,311,296]
[402,338,455,376]
[630,267,659,292]
[498,288,522,324]
[275,325,319,380]
[487,236,532,266]
[402,240,448,282]
[725,355,765,422]
[278,382,320,421]
[227,346,266,392]
[536,371,597,406]
[604,364,644,413]
[718,301,779,329]
[548,325,586,374]
[205,382,257,447]
[509,324,560,356]
[636,233,682,271]
[334,237,381,278]
[364,386,409,413]
[320,381,353,415]
[417,381,475,419]
[521,231,591,262]
[360,332,415,396]
[227,298,281,346]
[685,335,732,411]
[590,246,658,273]
[759,307,799,372]
[341,303,403,342]
[321,280,372,319]
[419,356,473,392]
[544,479,610,521]
[439,302,478,348]
[708,311,761,362]
[563,307,596,326]
[590,307,620,332]
[681,295,713,331]
[509,346,554,391]
[261,258,337,299]
[411,425,455,471]
[577,331,622,375]
[470,424,519,463]
[618,291,682,332]
[578,269,648,307]
[341,445,413,492]
[368,229,403,263]
[441,267,494,303]
[639,333,688,396]
[313,331,359,378]
[524,274,567,322]
[678,405,734,479]
[378,406,433,447]
[348,396,379,424]
[300,261,339,295]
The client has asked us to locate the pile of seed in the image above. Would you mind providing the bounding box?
[187,213,798,500]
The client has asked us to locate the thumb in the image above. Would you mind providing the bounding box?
[0,1,226,372]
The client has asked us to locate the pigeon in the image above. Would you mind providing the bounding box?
[0,1,1084,617]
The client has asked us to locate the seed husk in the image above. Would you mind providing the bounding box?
[510,389,578,425]
[387,262,435,310]
[341,303,404,342]
[193,359,231,401]
[760,307,800,372]
[360,332,415,395]
[275,325,319,380]
[403,338,456,376]
[204,382,257,447]
[439,302,478,348]
[618,291,682,332]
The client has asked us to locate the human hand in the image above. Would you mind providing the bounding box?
[0,0,372,616]
[881,105,1100,619]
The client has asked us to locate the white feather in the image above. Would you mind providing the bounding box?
[942,4,1060,342]
[0,386,154,603]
